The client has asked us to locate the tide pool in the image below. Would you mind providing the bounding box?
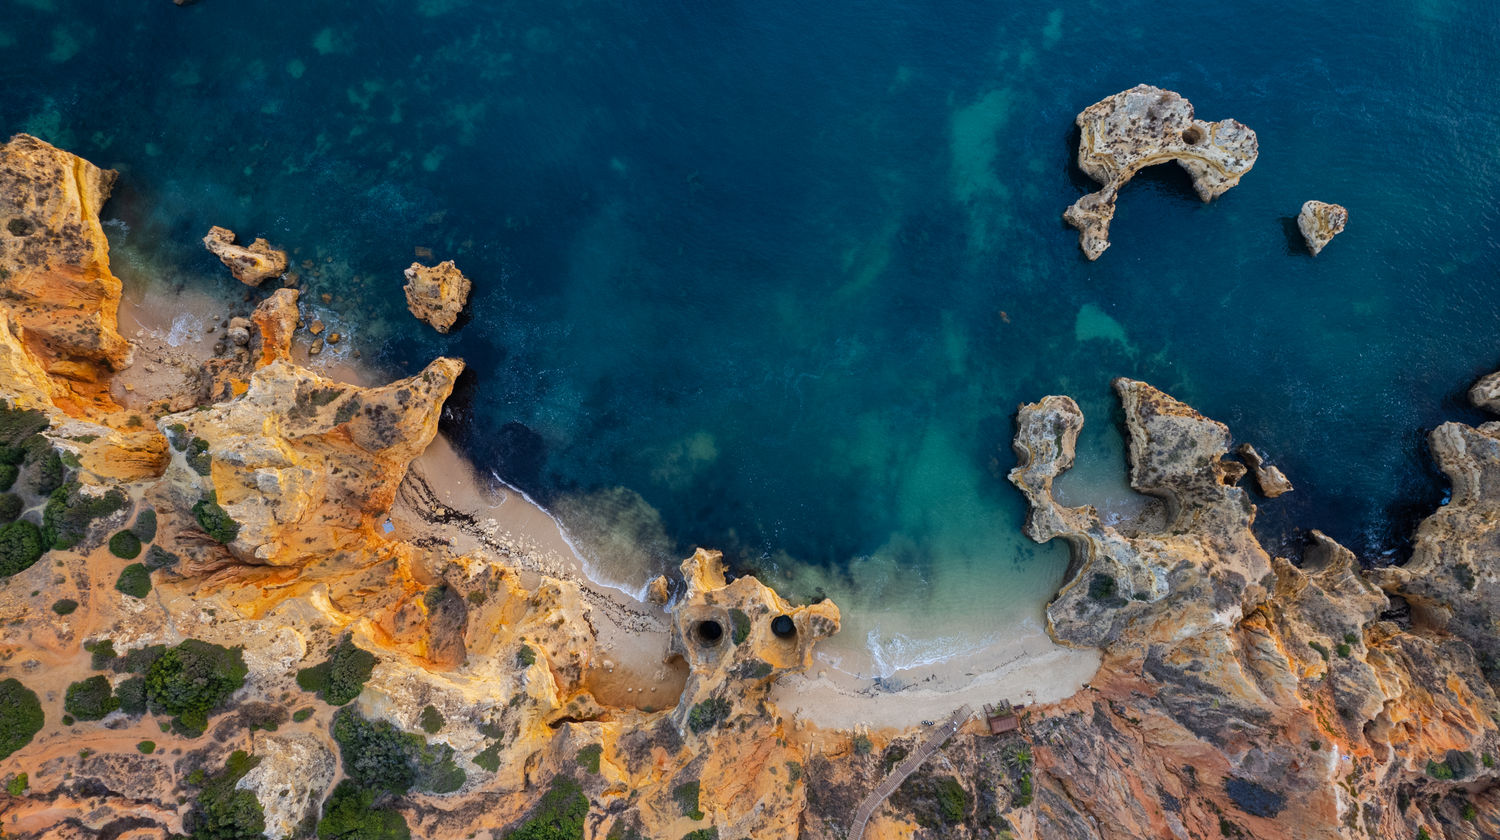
[6,0,1498,675]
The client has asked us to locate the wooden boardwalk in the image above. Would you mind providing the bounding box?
[847,705,974,840]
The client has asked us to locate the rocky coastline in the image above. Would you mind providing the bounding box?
[0,134,1495,840]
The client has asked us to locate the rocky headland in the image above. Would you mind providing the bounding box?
[0,134,1495,840]
[1064,85,1259,260]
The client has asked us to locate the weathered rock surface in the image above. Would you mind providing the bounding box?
[1298,200,1348,256]
[1470,370,1500,415]
[0,134,133,394]
[203,225,288,286]
[235,734,336,840]
[157,352,463,567]
[1064,85,1259,259]
[403,260,471,333]
[1008,378,1499,840]
[1238,442,1294,497]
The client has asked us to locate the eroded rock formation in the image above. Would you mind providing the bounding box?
[203,225,288,286]
[1298,200,1349,256]
[1469,370,1500,415]
[1064,85,1259,260]
[1238,442,1294,497]
[1008,378,1499,840]
[403,260,471,333]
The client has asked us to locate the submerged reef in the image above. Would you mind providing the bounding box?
[1064,85,1259,260]
[0,134,1496,840]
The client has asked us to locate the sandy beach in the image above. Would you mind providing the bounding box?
[113,273,1097,732]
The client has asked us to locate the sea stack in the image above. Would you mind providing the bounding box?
[202,225,288,286]
[1237,443,1294,497]
[403,259,472,333]
[1297,200,1348,255]
[1064,85,1259,260]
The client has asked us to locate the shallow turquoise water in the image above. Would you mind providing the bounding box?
[4,0,1498,667]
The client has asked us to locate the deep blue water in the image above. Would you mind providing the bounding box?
[4,1,1498,643]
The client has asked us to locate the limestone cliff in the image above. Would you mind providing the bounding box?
[1064,86,1258,260]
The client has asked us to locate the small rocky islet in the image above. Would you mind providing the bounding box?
[0,75,1493,840]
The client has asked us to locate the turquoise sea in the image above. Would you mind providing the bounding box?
[4,0,1497,675]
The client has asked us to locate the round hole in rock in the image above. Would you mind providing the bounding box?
[771,615,796,638]
[1180,126,1204,145]
[695,620,723,645]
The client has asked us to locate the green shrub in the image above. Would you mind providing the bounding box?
[1418,828,1431,840]
[115,563,151,598]
[853,734,873,755]
[145,639,247,734]
[729,608,751,645]
[51,598,78,615]
[0,520,44,578]
[786,760,802,782]
[144,544,179,571]
[115,644,166,674]
[504,775,588,840]
[1425,760,1455,780]
[5,772,26,796]
[137,740,156,754]
[1343,632,1358,644]
[1014,772,1034,807]
[576,743,602,774]
[131,508,157,543]
[420,704,444,734]
[32,449,63,496]
[186,750,266,840]
[0,679,43,760]
[474,741,503,772]
[1308,641,1330,661]
[1336,643,1351,659]
[1483,753,1494,768]
[0,493,20,523]
[687,697,731,734]
[64,675,119,720]
[316,780,410,840]
[0,464,16,492]
[86,638,117,670]
[674,780,704,819]
[517,644,536,668]
[297,637,377,706]
[330,706,465,795]
[42,482,127,550]
[116,676,147,715]
[935,776,969,823]
[1462,801,1478,822]
[680,830,718,840]
[192,493,239,544]
[108,529,142,560]
[186,437,213,476]
[292,707,315,723]
[166,424,189,450]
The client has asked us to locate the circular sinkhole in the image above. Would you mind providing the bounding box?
[1180,126,1204,145]
[694,619,724,646]
[771,615,796,638]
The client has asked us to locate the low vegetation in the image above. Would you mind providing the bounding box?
[330,706,465,795]
[108,529,142,559]
[0,679,43,760]
[297,636,377,706]
[575,743,602,774]
[131,507,157,543]
[114,563,152,598]
[503,775,588,840]
[316,780,410,840]
[687,697,731,734]
[145,639,247,736]
[186,750,265,840]
[0,520,44,578]
[50,598,77,615]
[673,779,704,820]
[419,704,444,734]
[64,675,119,721]
[42,481,127,550]
[191,493,239,544]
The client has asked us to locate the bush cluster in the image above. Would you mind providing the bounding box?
[297,637,377,706]
[504,775,588,840]
[64,675,119,721]
[330,706,465,795]
[729,609,751,645]
[419,704,444,734]
[145,640,247,736]
[0,679,43,760]
[131,507,157,543]
[192,493,240,544]
[686,697,731,734]
[0,493,21,523]
[316,780,410,840]
[186,750,266,840]
[42,482,127,551]
[50,598,78,615]
[108,530,142,560]
[673,780,704,820]
[0,520,44,578]
[575,743,602,774]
